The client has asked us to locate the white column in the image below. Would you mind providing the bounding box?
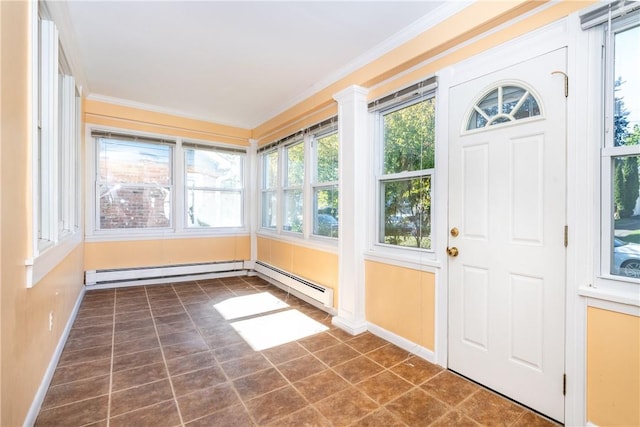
[332,85,369,335]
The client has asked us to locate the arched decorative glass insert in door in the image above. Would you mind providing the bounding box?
[466,84,541,131]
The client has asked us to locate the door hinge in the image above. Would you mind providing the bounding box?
[564,225,568,247]
[563,374,567,395]
[551,71,569,98]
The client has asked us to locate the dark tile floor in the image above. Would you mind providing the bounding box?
[35,276,559,426]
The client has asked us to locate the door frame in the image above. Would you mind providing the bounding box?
[433,15,585,426]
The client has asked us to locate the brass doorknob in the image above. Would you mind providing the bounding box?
[447,246,459,257]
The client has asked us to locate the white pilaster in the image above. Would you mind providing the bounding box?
[247,139,258,270]
[332,85,369,335]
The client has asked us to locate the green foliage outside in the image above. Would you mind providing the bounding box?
[382,98,435,249]
[613,77,640,219]
[315,133,339,236]
[284,142,305,232]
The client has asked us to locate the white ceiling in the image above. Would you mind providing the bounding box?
[60,1,465,129]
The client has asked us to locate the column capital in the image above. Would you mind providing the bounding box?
[333,85,369,103]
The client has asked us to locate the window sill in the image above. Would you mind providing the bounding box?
[26,231,82,288]
[256,230,338,253]
[364,247,441,272]
[85,228,249,243]
[579,283,640,308]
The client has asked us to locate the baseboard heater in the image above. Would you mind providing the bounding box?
[85,261,246,287]
[253,260,334,309]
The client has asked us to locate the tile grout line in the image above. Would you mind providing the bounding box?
[194,279,262,426]
[196,278,321,425]
[40,283,552,427]
[166,279,256,424]
[144,285,186,427]
[105,289,118,427]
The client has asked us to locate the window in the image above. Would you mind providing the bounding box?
[602,14,640,281]
[258,117,338,241]
[377,94,435,250]
[184,143,244,228]
[28,6,82,287]
[283,140,304,233]
[466,85,541,131]
[261,149,278,229]
[33,14,81,251]
[95,134,174,230]
[35,16,59,251]
[90,131,248,236]
[313,131,339,238]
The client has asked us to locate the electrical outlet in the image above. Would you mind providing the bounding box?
[49,311,53,331]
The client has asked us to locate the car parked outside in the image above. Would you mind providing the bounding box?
[613,237,640,278]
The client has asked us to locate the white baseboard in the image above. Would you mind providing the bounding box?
[23,285,86,427]
[366,322,438,365]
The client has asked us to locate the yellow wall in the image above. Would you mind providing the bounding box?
[257,236,338,306]
[1,2,85,425]
[84,95,253,273]
[85,99,251,146]
[365,261,435,350]
[85,236,250,270]
[587,307,640,427]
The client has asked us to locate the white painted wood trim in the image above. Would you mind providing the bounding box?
[333,85,369,333]
[366,322,437,365]
[332,316,368,336]
[26,232,82,288]
[23,286,86,427]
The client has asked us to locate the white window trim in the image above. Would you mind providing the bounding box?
[259,148,279,231]
[370,95,437,258]
[85,127,249,242]
[282,139,305,235]
[258,120,339,245]
[589,10,640,306]
[182,142,246,231]
[36,17,58,254]
[94,137,175,233]
[309,129,339,239]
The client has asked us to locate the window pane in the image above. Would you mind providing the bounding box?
[187,189,242,228]
[614,24,640,147]
[383,98,435,174]
[467,86,540,130]
[263,150,278,189]
[186,148,242,189]
[612,155,640,278]
[380,176,431,249]
[261,191,277,229]
[283,189,303,233]
[313,187,339,238]
[99,139,171,185]
[99,184,171,229]
[317,132,338,182]
[286,142,304,186]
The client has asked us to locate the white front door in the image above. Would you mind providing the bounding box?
[448,49,567,422]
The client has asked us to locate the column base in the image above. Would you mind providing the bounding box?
[332,315,368,336]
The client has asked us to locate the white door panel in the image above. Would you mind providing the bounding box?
[448,49,566,422]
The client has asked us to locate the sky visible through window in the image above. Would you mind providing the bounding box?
[616,25,639,130]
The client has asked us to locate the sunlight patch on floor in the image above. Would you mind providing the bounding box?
[213,292,290,320]
[231,309,329,351]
